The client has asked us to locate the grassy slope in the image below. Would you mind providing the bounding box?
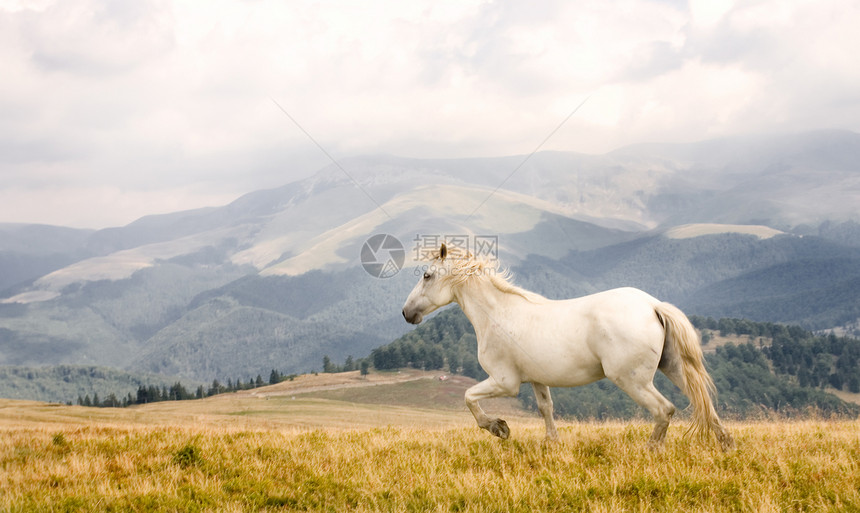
[1,372,859,512]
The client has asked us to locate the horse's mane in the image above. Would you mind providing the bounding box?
[432,246,547,304]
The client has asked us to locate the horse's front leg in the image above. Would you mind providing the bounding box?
[465,376,520,439]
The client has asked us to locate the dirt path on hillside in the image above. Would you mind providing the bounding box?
[243,368,527,417]
[246,369,441,398]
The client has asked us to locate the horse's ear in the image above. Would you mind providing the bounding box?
[440,243,447,260]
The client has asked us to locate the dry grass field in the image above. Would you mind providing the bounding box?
[1,372,859,512]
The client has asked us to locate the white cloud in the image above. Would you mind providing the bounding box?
[0,185,238,228]
[689,0,733,28]
[1,0,859,228]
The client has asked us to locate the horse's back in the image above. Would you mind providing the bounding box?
[587,286,660,304]
[563,287,661,322]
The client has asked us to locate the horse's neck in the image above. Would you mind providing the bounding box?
[454,278,518,339]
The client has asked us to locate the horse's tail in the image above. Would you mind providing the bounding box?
[655,302,734,450]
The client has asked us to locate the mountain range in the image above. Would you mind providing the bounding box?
[1,130,859,385]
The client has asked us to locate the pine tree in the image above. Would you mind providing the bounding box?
[269,369,281,384]
[849,375,860,394]
[208,380,222,396]
[447,349,461,374]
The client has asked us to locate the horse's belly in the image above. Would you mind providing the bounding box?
[527,370,605,388]
[517,348,606,387]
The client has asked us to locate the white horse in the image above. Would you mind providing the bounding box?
[402,243,734,451]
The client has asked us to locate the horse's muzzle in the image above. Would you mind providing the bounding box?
[402,309,422,325]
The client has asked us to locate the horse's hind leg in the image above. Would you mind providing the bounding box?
[532,383,559,442]
[611,376,676,450]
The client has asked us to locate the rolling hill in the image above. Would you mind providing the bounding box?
[1,130,859,387]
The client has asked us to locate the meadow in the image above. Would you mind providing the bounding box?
[1,376,859,512]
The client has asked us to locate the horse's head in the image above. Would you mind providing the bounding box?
[402,243,456,324]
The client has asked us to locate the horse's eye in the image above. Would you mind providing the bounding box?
[423,272,431,280]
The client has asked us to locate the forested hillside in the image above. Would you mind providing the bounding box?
[371,307,486,382]
[374,308,859,419]
[0,366,196,405]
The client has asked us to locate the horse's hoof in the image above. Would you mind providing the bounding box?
[543,435,560,446]
[489,419,510,439]
[718,433,736,452]
[647,440,666,453]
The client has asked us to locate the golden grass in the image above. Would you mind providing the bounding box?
[2,395,859,512]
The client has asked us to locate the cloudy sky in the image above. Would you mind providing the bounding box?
[1,0,858,228]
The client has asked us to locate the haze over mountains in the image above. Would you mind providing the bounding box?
[1,130,859,385]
